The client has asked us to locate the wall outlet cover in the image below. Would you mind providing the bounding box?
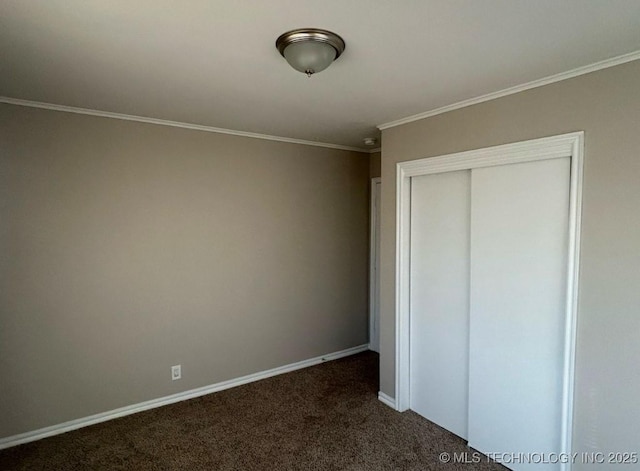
[171,365,181,381]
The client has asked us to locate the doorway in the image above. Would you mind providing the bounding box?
[369,177,381,353]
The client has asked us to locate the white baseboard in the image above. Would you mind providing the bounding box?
[378,391,397,410]
[0,344,369,450]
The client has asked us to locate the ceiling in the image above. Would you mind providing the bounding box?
[1,1,639,150]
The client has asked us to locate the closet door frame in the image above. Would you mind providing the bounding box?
[394,132,584,469]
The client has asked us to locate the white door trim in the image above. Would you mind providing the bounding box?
[369,177,381,352]
[395,132,584,470]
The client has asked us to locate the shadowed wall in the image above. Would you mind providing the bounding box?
[0,104,369,438]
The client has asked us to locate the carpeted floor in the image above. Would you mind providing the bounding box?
[0,351,506,470]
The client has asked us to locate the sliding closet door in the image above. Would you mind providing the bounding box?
[410,170,470,439]
[468,158,570,469]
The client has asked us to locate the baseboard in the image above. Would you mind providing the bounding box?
[0,343,369,450]
[378,391,397,410]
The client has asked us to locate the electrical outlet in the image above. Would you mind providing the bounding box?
[171,365,181,381]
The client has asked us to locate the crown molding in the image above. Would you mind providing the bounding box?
[378,49,640,131]
[0,97,369,153]
[367,147,381,154]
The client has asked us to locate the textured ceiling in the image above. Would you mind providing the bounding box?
[1,0,639,149]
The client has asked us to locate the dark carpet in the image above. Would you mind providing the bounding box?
[0,351,506,470]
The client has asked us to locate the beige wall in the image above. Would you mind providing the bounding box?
[380,60,640,464]
[0,104,370,438]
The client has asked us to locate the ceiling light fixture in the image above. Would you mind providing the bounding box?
[276,28,345,77]
[363,137,377,146]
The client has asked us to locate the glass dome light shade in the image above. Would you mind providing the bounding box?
[283,41,337,75]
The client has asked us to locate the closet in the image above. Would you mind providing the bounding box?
[398,133,582,471]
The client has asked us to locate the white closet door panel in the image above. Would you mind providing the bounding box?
[410,170,470,439]
[468,158,570,470]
